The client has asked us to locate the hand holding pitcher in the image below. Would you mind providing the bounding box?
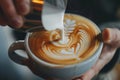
[0,0,31,27]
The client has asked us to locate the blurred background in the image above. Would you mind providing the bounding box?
[0,0,120,80]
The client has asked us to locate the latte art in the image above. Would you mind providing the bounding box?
[29,14,100,65]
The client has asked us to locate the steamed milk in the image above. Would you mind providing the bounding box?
[29,14,100,65]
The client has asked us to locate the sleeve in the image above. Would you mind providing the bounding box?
[98,22,120,73]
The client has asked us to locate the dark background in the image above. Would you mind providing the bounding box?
[66,0,120,25]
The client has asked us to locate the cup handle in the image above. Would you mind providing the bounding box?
[8,40,29,65]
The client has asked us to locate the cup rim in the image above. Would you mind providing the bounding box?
[25,14,103,68]
[25,27,103,68]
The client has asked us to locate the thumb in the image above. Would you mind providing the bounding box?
[102,28,120,47]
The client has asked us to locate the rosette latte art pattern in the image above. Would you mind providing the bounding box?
[29,14,100,65]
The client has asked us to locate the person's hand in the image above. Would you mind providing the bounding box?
[0,0,30,28]
[73,28,120,80]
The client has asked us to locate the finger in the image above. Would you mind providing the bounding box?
[81,45,117,80]
[81,58,107,80]
[0,0,23,28]
[15,0,30,15]
[0,16,6,26]
[0,9,7,26]
[102,28,120,47]
[0,18,6,26]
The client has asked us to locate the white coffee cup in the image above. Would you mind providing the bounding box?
[8,23,103,80]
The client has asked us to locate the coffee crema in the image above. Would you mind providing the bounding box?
[29,14,100,65]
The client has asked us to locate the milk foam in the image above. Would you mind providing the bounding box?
[29,14,100,65]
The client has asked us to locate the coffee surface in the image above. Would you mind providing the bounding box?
[29,14,100,65]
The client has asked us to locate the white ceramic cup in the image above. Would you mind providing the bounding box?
[8,25,103,80]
